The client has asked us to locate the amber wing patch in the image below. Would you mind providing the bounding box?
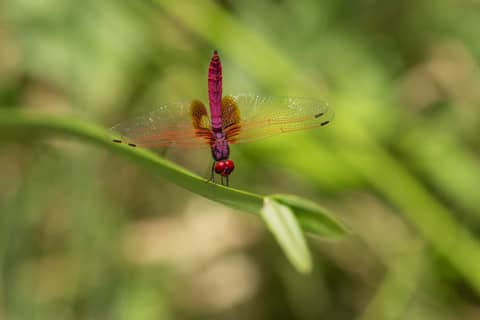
[221,96,241,142]
[190,100,213,145]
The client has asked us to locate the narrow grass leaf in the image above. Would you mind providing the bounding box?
[272,194,347,239]
[0,109,346,234]
[261,197,312,273]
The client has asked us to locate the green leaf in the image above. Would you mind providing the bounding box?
[272,194,347,239]
[261,197,313,273]
[0,109,347,272]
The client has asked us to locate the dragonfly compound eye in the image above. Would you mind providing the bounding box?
[214,161,226,174]
[224,160,235,171]
[220,160,235,176]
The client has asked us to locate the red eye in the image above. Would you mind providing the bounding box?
[225,160,235,171]
[220,160,235,176]
[214,161,225,174]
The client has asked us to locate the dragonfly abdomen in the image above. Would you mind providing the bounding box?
[208,50,223,131]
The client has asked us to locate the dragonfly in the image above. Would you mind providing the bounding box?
[111,50,333,186]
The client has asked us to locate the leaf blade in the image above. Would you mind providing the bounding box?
[272,194,348,239]
[261,197,313,273]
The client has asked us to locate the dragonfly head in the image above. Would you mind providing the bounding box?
[214,160,235,177]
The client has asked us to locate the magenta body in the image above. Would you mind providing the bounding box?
[208,51,230,161]
[208,51,223,131]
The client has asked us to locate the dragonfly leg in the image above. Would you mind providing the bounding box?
[225,176,229,187]
[208,162,215,183]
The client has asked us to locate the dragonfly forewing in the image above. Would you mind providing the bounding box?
[110,100,212,149]
[222,95,334,144]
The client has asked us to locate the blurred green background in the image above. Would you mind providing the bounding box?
[1,0,480,319]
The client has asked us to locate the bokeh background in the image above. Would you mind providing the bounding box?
[1,0,480,319]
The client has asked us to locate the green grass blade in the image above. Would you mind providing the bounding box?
[0,109,347,244]
[272,194,347,239]
[261,197,312,273]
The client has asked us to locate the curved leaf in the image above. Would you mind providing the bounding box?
[261,197,312,273]
[0,109,348,272]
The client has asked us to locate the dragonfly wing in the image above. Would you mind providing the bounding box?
[111,100,212,148]
[221,96,242,142]
[222,95,333,144]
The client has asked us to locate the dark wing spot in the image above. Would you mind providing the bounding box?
[128,143,137,147]
[314,112,324,119]
[321,121,330,126]
[112,139,122,143]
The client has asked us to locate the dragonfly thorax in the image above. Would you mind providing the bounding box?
[211,131,230,161]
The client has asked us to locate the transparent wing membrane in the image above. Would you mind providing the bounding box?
[222,95,333,144]
[110,100,212,148]
[111,95,333,149]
